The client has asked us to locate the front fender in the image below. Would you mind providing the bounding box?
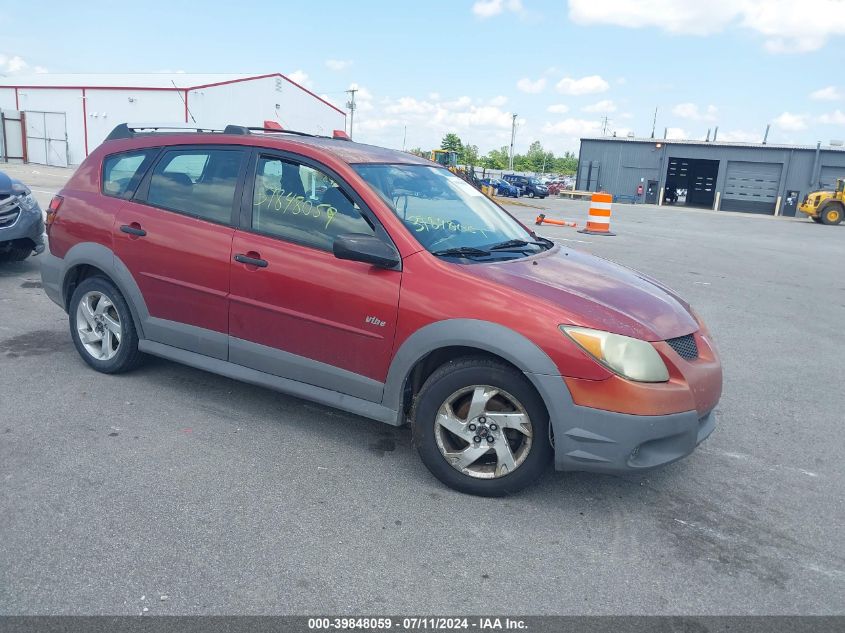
[381,319,577,431]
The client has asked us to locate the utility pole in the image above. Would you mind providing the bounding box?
[651,107,658,138]
[345,88,358,138]
[600,116,610,136]
[508,113,517,171]
[402,125,407,151]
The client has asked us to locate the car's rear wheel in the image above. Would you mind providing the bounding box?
[413,357,552,496]
[69,277,143,374]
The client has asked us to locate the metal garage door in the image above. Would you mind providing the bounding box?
[722,161,782,214]
[819,165,845,190]
[25,111,69,168]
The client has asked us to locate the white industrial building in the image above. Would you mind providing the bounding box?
[0,73,346,167]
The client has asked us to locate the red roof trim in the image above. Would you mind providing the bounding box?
[2,73,346,117]
[188,73,346,116]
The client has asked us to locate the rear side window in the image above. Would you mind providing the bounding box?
[102,150,157,199]
[144,148,245,225]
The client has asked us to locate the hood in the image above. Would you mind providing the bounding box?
[0,171,12,195]
[472,245,697,341]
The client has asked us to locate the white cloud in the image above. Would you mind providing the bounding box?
[810,86,841,101]
[542,118,602,136]
[547,104,570,114]
[555,75,609,95]
[325,59,352,71]
[516,77,546,94]
[672,102,718,121]
[0,53,46,74]
[665,127,688,139]
[582,99,617,113]
[349,87,521,152]
[774,111,808,131]
[287,70,312,88]
[716,129,761,143]
[818,110,845,125]
[385,97,436,115]
[472,0,523,18]
[568,0,845,53]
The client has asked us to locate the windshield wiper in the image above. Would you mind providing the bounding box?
[486,239,548,251]
[431,246,491,258]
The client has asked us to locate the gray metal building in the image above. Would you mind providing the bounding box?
[576,137,845,215]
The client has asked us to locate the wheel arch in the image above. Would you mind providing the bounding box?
[382,319,569,426]
[59,242,149,339]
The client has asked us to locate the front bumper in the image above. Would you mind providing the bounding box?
[553,404,715,473]
[528,373,716,474]
[0,205,45,253]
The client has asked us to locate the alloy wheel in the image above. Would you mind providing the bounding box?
[76,291,122,361]
[434,385,533,479]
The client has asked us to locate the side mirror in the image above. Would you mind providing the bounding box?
[333,233,401,269]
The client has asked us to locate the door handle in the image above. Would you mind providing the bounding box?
[234,253,268,268]
[120,224,146,237]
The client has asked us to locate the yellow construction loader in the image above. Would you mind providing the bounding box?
[798,178,844,225]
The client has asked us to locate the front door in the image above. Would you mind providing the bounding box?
[645,179,658,204]
[228,151,402,400]
[782,190,800,217]
[114,145,247,359]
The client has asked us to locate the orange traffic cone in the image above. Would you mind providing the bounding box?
[578,192,615,236]
[535,213,577,228]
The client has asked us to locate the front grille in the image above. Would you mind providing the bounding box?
[0,208,19,227]
[666,334,699,360]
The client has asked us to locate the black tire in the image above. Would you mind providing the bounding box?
[412,356,552,496]
[69,276,144,374]
[528,191,535,198]
[0,244,32,263]
[820,202,843,225]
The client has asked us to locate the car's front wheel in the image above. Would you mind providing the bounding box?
[413,357,552,496]
[69,276,143,374]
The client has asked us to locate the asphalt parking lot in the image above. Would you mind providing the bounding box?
[1,164,843,615]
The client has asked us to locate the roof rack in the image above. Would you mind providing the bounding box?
[105,123,352,142]
[105,123,226,141]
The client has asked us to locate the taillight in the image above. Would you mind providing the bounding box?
[45,195,63,226]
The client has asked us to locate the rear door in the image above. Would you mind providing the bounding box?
[228,150,402,399]
[113,145,248,359]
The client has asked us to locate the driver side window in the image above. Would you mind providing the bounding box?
[252,156,375,251]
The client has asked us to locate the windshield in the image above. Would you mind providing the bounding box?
[355,164,541,256]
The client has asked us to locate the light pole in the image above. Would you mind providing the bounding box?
[508,113,517,171]
[346,88,358,138]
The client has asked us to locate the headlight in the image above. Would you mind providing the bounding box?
[18,194,38,211]
[11,183,38,211]
[560,326,670,382]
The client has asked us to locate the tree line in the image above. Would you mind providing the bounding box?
[408,133,578,174]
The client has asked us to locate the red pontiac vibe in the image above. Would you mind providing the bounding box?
[41,124,722,496]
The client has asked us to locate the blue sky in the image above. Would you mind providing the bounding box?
[2,0,844,155]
